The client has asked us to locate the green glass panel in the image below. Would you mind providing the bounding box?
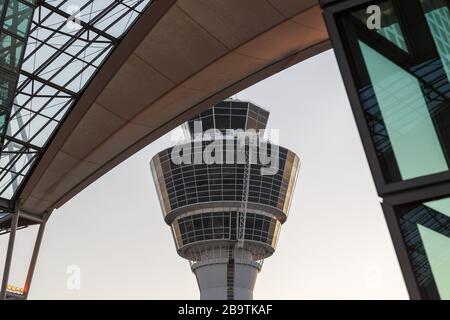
[0,72,15,108]
[0,32,24,71]
[377,23,409,52]
[398,196,450,299]
[4,0,34,38]
[376,1,409,52]
[0,113,6,136]
[359,41,448,179]
[352,1,409,52]
[425,198,450,217]
[339,0,450,183]
[418,225,450,299]
[421,1,450,82]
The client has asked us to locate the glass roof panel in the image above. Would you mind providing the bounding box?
[0,0,152,200]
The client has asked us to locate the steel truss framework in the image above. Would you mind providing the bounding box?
[321,0,450,300]
[0,0,152,211]
[0,0,153,300]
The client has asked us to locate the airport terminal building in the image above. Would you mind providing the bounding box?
[0,0,449,300]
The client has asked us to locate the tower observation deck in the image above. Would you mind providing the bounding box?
[150,100,300,300]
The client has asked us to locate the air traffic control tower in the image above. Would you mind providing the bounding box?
[150,100,299,300]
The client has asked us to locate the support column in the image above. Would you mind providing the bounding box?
[0,211,20,300]
[23,214,48,300]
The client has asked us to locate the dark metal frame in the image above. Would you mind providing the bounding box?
[0,0,37,210]
[321,0,450,198]
[381,197,450,300]
[321,0,450,299]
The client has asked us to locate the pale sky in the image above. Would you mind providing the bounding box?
[0,50,409,300]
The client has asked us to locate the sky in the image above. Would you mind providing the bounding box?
[0,49,409,300]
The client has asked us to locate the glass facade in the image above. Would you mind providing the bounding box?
[322,0,450,299]
[0,1,153,201]
[0,0,34,148]
[396,197,450,299]
[335,0,450,184]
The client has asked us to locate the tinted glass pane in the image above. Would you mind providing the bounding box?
[421,0,450,84]
[339,0,450,183]
[4,1,34,37]
[215,115,229,130]
[230,115,246,130]
[0,72,15,108]
[172,211,280,249]
[352,1,409,52]
[359,41,448,179]
[397,197,450,299]
[0,112,7,136]
[0,33,24,71]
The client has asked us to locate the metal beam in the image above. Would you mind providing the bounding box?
[18,211,45,224]
[5,135,43,152]
[20,70,79,98]
[38,1,118,43]
[23,214,48,300]
[0,211,20,300]
[0,197,13,212]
